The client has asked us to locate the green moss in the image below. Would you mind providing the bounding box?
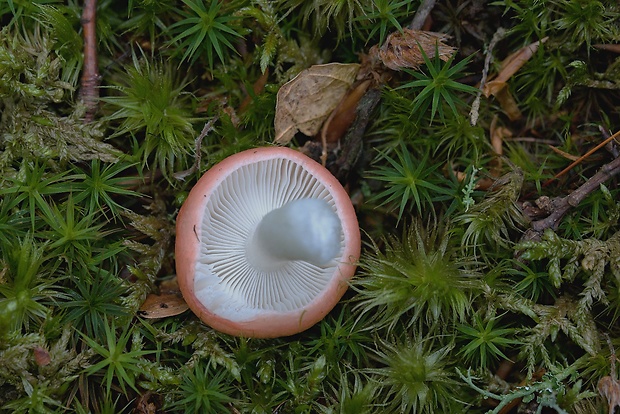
[1,0,620,411]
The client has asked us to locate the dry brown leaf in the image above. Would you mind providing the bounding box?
[483,38,547,121]
[274,63,360,145]
[322,79,371,144]
[483,79,506,100]
[485,81,523,121]
[372,29,455,71]
[594,44,620,53]
[138,277,189,318]
[486,37,548,89]
[138,293,189,318]
[490,118,511,157]
[491,127,510,156]
[548,145,580,161]
[489,117,512,177]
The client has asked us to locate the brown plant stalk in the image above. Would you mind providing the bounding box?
[408,0,436,31]
[525,149,620,240]
[79,0,100,123]
[544,128,620,186]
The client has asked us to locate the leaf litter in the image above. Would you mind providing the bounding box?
[274,29,457,148]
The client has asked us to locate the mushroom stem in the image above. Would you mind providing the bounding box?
[247,198,342,269]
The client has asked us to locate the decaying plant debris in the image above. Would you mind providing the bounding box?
[1,0,620,413]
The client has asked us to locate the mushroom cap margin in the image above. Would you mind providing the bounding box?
[175,146,361,338]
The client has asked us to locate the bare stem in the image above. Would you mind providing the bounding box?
[173,118,218,181]
[527,153,620,238]
[408,0,436,30]
[79,0,100,123]
[470,27,506,126]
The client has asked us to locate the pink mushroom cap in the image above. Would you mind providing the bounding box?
[175,147,361,338]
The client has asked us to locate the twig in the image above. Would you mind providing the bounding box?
[528,154,620,237]
[543,129,620,187]
[79,0,100,123]
[470,27,506,126]
[601,126,620,157]
[408,0,436,30]
[173,118,218,181]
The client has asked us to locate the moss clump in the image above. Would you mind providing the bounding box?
[1,0,620,412]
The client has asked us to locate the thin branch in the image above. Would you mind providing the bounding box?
[173,118,218,181]
[543,128,620,187]
[527,153,620,237]
[601,126,620,157]
[470,27,506,126]
[408,0,436,30]
[79,0,100,123]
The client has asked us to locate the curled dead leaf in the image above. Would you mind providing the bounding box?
[139,274,188,318]
[483,38,548,121]
[274,63,360,145]
[486,37,548,90]
[485,81,522,121]
[371,29,455,71]
[138,292,189,318]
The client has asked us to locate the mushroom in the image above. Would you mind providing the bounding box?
[175,147,361,338]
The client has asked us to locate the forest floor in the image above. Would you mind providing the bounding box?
[1,0,620,413]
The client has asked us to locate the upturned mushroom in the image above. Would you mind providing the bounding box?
[175,147,361,338]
